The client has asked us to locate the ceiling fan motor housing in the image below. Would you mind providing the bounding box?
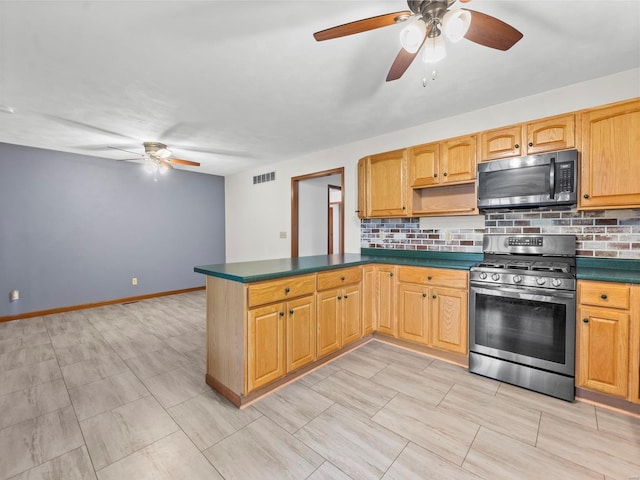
[407,0,455,20]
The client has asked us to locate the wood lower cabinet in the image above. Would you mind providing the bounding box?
[577,280,639,403]
[397,283,429,344]
[430,287,468,355]
[316,289,341,358]
[579,98,640,210]
[248,303,286,391]
[376,265,397,336]
[286,295,316,374]
[362,265,375,335]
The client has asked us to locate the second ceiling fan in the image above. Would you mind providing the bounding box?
[314,0,523,81]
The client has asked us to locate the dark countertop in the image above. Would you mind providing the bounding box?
[194,249,482,283]
[195,249,640,284]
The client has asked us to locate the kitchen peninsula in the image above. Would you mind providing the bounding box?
[194,251,479,407]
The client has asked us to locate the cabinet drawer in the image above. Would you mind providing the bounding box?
[579,281,630,310]
[397,266,468,289]
[248,274,316,308]
[317,267,362,291]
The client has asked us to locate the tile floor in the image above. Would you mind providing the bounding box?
[1,291,639,480]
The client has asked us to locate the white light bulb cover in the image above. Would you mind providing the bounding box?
[159,163,169,174]
[155,148,172,159]
[422,35,446,63]
[442,9,471,42]
[399,20,427,53]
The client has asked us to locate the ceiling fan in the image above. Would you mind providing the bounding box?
[113,141,201,180]
[313,0,523,81]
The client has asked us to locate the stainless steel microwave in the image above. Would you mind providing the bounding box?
[477,149,578,210]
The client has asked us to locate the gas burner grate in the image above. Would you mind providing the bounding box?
[531,262,571,273]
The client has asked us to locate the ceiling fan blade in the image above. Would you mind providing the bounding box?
[108,146,142,156]
[168,158,201,167]
[314,10,411,41]
[463,9,523,51]
[161,160,174,170]
[386,41,425,82]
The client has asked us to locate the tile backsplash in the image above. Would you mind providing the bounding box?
[361,208,640,259]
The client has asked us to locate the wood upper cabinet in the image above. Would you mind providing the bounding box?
[248,303,286,391]
[376,265,397,337]
[365,149,409,217]
[430,287,468,355]
[397,282,429,344]
[481,113,575,161]
[286,295,316,374]
[409,135,476,188]
[579,98,640,210]
[357,157,367,219]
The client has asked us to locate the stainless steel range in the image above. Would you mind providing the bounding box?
[469,234,576,401]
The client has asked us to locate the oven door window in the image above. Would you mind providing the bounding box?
[474,293,566,364]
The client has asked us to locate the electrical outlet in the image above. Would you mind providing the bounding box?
[279,231,287,239]
[9,290,19,301]
[132,277,138,286]
[445,231,453,242]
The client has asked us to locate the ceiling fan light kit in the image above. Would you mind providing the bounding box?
[314,0,522,82]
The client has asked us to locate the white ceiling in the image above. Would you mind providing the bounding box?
[0,1,638,176]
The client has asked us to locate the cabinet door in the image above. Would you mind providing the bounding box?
[409,142,440,187]
[397,283,429,344]
[578,306,629,397]
[525,114,575,155]
[248,303,285,391]
[376,266,397,336]
[367,150,408,217]
[481,125,523,161]
[440,135,477,184]
[430,287,468,354]
[580,99,640,209]
[286,295,316,373]
[342,284,362,346]
[317,289,341,358]
[357,157,368,219]
[362,265,375,335]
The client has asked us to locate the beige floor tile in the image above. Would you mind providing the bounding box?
[96,431,222,480]
[124,347,193,379]
[366,341,434,371]
[49,329,104,350]
[60,352,129,390]
[0,318,46,339]
[53,338,116,368]
[311,369,397,417]
[439,383,541,445]
[253,381,334,433]
[0,379,70,430]
[182,347,206,374]
[168,390,262,451]
[331,348,389,378]
[463,426,604,480]
[372,394,479,465]
[297,363,340,388]
[595,407,640,443]
[0,344,56,373]
[141,365,208,409]
[307,461,354,480]
[163,332,205,353]
[0,406,84,480]
[69,370,150,421]
[100,328,169,360]
[9,446,96,480]
[496,382,598,429]
[295,403,408,480]
[204,416,323,480]
[383,442,483,480]
[0,359,62,397]
[0,332,51,356]
[371,363,451,405]
[537,412,640,479]
[422,359,501,395]
[80,396,179,470]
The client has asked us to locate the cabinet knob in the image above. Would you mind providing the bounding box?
[402,206,406,210]
[279,312,284,317]
[289,309,294,315]
[422,293,427,298]
[582,318,589,323]
[337,296,342,300]
[601,294,608,300]
[583,193,590,199]
[389,272,394,277]
[443,172,448,177]
[341,276,345,281]
[284,287,290,294]
[344,294,348,299]
[355,210,360,213]
[528,142,533,147]
[427,276,432,281]
[432,294,437,299]
[434,173,438,178]
[514,143,519,149]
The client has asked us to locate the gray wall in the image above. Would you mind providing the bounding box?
[0,142,225,317]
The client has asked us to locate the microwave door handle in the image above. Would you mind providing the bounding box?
[549,157,555,199]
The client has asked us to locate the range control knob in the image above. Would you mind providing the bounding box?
[536,277,547,285]
[491,273,501,281]
[552,278,562,287]
[479,272,488,280]
[512,275,522,284]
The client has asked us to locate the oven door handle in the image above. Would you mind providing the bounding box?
[470,283,575,302]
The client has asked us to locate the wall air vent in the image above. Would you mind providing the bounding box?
[253,171,276,185]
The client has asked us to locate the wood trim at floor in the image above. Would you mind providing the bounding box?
[0,286,206,323]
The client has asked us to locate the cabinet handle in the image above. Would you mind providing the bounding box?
[583,193,590,199]
[284,287,290,294]
[402,206,406,210]
[341,276,345,281]
[443,172,448,177]
[514,143,519,149]
[389,272,394,277]
[432,294,437,299]
[289,309,294,315]
[427,276,432,281]
[528,142,534,147]
[434,173,438,178]
[355,210,360,213]
[422,293,427,298]
[344,294,348,299]
[337,296,342,300]
[279,312,284,317]
[601,294,608,300]
[582,318,589,323]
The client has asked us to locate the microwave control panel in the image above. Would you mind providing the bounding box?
[556,162,575,193]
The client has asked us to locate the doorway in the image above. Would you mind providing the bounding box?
[291,167,344,258]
